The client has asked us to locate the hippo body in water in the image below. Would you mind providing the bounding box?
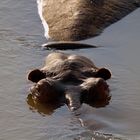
[28,52,111,111]
[38,0,140,41]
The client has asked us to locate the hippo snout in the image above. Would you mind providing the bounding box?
[30,79,63,103]
[81,78,110,102]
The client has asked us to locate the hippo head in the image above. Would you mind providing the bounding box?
[28,67,111,111]
[28,54,111,110]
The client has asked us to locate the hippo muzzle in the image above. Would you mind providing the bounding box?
[29,77,110,111]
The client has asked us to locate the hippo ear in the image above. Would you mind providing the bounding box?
[95,68,111,80]
[27,69,46,83]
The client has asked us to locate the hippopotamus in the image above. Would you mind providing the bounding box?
[38,0,140,41]
[27,52,111,111]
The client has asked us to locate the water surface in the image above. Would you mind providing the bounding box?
[0,0,140,140]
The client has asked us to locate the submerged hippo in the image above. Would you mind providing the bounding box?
[28,52,111,111]
[38,0,140,41]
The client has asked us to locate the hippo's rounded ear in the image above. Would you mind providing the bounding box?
[95,68,111,80]
[27,69,46,83]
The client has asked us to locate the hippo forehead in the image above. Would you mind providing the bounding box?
[44,59,97,82]
[45,70,96,85]
[45,59,92,72]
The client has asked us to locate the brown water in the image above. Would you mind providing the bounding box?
[0,0,140,140]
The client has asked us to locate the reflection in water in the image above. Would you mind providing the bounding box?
[85,95,111,108]
[26,92,114,139]
[27,90,111,116]
[27,94,64,115]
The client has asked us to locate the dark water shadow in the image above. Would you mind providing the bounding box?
[42,42,99,50]
[26,94,64,116]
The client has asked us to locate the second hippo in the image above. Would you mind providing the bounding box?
[38,0,140,41]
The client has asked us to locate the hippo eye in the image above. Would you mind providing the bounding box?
[82,69,96,77]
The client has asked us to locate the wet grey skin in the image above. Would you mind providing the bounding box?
[39,0,140,41]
